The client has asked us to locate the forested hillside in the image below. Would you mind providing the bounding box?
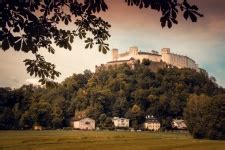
[0,62,224,139]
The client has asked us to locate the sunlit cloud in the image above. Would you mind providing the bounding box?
[25,78,40,86]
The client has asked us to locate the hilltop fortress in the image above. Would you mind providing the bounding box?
[97,46,202,72]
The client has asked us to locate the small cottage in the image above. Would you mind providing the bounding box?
[143,115,160,131]
[171,119,187,130]
[111,117,129,128]
[73,117,95,130]
[34,125,43,131]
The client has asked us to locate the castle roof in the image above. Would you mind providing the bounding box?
[145,119,160,123]
[145,115,160,123]
[185,56,196,63]
[169,53,196,63]
[73,117,95,122]
[107,60,129,64]
[107,58,135,64]
[112,117,129,121]
[138,51,161,56]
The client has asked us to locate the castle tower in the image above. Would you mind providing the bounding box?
[161,48,170,63]
[129,46,138,56]
[112,48,119,61]
[161,48,170,54]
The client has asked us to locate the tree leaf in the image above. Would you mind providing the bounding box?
[13,26,20,32]
[189,12,197,22]
[65,18,68,25]
[167,20,172,28]
[14,39,22,51]
[2,38,10,51]
[171,18,178,24]
[160,17,166,28]
[184,11,189,20]
[22,40,29,52]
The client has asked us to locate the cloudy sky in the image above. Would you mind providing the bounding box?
[1,0,225,88]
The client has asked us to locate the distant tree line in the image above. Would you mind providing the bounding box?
[0,62,224,140]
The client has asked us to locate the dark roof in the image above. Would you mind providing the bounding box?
[145,119,160,123]
[107,60,128,63]
[72,117,95,122]
[185,56,196,63]
[107,58,135,63]
[145,115,160,123]
[172,119,186,125]
[170,53,196,63]
[112,117,129,120]
[138,52,161,56]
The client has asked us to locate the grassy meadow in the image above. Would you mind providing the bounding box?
[0,130,225,150]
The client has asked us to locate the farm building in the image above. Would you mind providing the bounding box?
[143,115,160,131]
[171,119,187,130]
[112,117,129,128]
[34,125,43,131]
[73,117,95,130]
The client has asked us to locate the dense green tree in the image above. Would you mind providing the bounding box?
[52,117,63,129]
[211,94,225,139]
[20,111,34,128]
[112,96,128,117]
[142,59,151,66]
[184,94,225,139]
[105,117,115,130]
[0,63,224,140]
[28,101,53,127]
[0,107,15,129]
[98,113,107,128]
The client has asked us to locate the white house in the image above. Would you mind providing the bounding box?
[111,117,129,128]
[34,125,43,131]
[73,117,95,130]
[171,119,187,130]
[143,115,160,131]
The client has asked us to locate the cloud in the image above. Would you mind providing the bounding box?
[25,78,40,85]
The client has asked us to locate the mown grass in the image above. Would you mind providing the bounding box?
[0,130,224,150]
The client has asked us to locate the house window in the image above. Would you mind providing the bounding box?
[85,122,90,125]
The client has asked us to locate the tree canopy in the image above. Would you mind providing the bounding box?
[1,63,224,140]
[1,0,203,85]
[184,94,225,140]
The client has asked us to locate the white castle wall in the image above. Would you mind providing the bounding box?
[161,48,198,71]
[112,48,119,61]
[135,53,161,62]
[113,47,161,62]
[164,53,188,68]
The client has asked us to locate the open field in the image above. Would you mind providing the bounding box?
[0,130,225,150]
